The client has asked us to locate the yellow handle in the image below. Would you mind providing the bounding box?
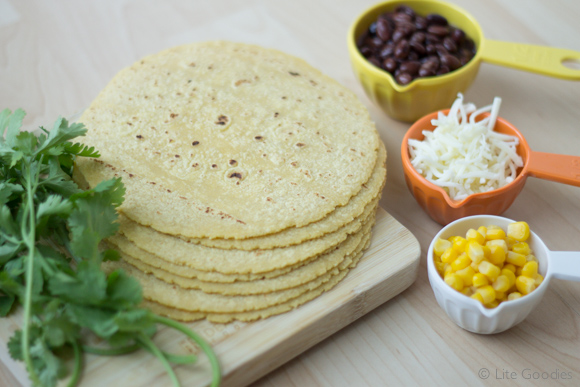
[481,40,580,80]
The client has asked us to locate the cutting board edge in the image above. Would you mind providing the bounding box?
[221,211,421,387]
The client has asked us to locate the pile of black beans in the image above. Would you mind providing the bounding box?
[357,5,476,85]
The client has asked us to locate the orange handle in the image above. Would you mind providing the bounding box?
[527,151,580,187]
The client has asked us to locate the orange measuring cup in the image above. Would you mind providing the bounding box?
[401,110,580,225]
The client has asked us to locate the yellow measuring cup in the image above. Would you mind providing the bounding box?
[347,0,580,122]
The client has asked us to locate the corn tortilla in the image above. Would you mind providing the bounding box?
[178,142,386,249]
[75,41,379,240]
[113,216,373,295]
[108,197,379,275]
[142,239,369,323]
[102,222,372,314]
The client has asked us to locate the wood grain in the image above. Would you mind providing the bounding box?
[1,0,580,386]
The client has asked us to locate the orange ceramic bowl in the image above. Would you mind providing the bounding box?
[401,110,529,225]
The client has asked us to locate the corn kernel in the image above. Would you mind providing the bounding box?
[508,222,530,242]
[507,292,522,301]
[461,287,473,296]
[485,299,499,308]
[452,237,467,253]
[434,238,452,256]
[526,254,538,262]
[495,291,507,301]
[470,261,479,272]
[482,245,491,259]
[505,237,518,249]
[486,226,506,240]
[441,248,458,264]
[456,266,475,287]
[516,266,523,276]
[477,226,487,238]
[478,261,501,282]
[521,261,538,278]
[451,254,471,272]
[472,273,489,287]
[512,242,531,256]
[534,274,544,286]
[487,239,508,254]
[466,241,485,263]
[516,276,536,295]
[492,275,511,293]
[477,285,496,304]
[488,245,506,266]
[501,269,516,286]
[466,228,485,245]
[448,236,461,243]
[471,293,484,304]
[506,251,526,267]
[444,264,453,277]
[445,273,464,291]
[503,263,516,273]
[435,261,446,272]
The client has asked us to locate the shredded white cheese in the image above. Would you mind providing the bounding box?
[408,93,523,201]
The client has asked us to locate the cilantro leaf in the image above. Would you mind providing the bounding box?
[48,261,107,305]
[36,194,73,221]
[0,293,15,316]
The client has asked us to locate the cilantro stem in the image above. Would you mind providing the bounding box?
[20,160,42,386]
[82,343,140,356]
[161,352,197,365]
[66,340,82,387]
[137,334,180,387]
[153,315,221,387]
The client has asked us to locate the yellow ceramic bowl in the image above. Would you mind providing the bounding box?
[348,0,580,122]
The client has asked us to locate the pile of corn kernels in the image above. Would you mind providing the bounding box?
[434,222,543,308]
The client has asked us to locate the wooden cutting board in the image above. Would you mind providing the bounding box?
[0,207,420,387]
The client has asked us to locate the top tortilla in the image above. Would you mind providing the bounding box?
[75,41,379,239]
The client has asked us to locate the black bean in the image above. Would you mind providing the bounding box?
[400,60,421,76]
[426,44,437,55]
[360,46,373,57]
[436,44,449,57]
[423,55,440,68]
[396,72,414,85]
[379,42,395,58]
[410,31,426,44]
[394,39,410,59]
[426,14,448,26]
[443,37,457,52]
[397,21,416,36]
[427,25,449,36]
[395,5,416,18]
[392,12,412,23]
[392,29,406,43]
[425,33,441,44]
[383,57,398,73]
[437,65,450,75]
[368,57,382,68]
[451,28,465,43]
[414,15,428,30]
[418,66,436,77]
[369,22,377,35]
[440,54,461,70]
[463,38,475,52]
[409,41,426,55]
[376,18,391,41]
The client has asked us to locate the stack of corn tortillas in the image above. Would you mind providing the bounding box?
[74,41,386,323]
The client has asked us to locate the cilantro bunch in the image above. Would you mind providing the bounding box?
[0,109,220,387]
